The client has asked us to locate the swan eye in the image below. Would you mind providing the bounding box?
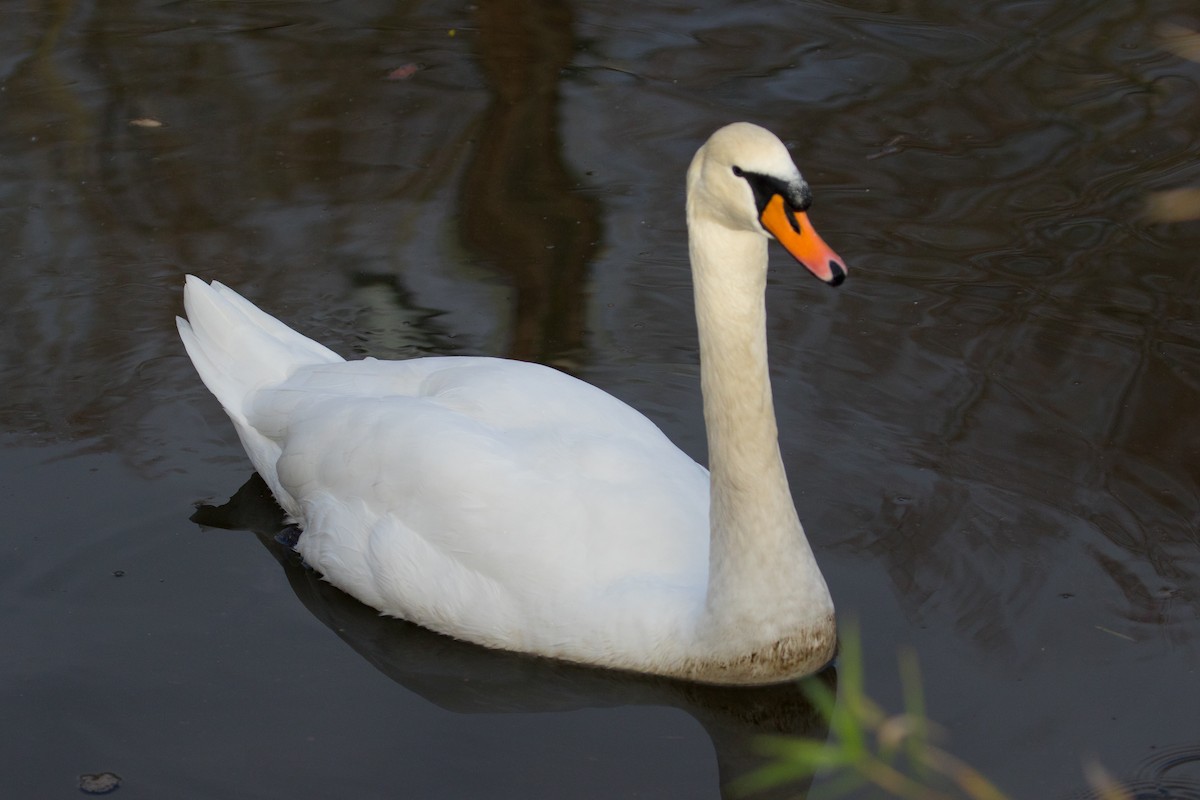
[732,166,745,177]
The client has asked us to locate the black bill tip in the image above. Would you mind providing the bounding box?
[826,261,847,287]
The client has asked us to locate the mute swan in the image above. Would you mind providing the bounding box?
[178,122,846,685]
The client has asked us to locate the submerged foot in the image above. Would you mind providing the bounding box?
[274,525,302,549]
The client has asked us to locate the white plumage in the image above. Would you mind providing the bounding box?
[179,122,847,684]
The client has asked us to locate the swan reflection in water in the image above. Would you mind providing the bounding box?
[193,474,834,800]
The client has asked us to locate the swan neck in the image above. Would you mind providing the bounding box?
[690,225,793,534]
[687,217,833,650]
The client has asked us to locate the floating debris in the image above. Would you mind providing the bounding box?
[1094,625,1136,642]
[79,772,121,794]
[1145,187,1200,223]
[1159,23,1200,62]
[385,63,420,81]
[128,118,163,128]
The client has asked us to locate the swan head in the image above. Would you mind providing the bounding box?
[687,122,846,286]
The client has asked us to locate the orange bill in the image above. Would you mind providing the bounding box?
[759,193,847,286]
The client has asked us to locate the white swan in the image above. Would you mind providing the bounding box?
[178,122,847,685]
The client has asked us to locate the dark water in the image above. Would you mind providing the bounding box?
[2,0,1198,797]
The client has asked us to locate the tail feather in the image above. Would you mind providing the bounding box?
[177,275,343,424]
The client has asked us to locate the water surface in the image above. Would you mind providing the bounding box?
[2,0,1198,797]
